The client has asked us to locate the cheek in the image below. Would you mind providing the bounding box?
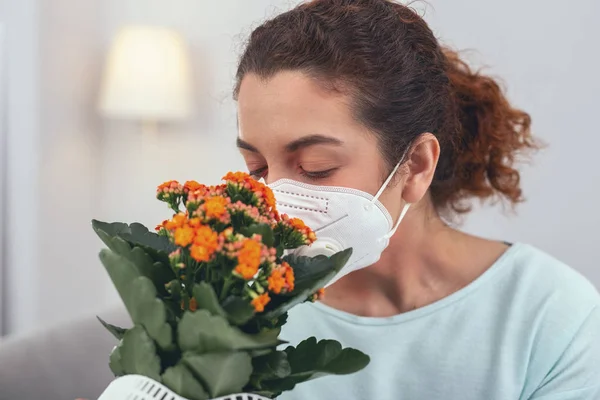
[329,147,389,195]
[376,179,406,221]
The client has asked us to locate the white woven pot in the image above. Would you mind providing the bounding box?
[98,375,272,400]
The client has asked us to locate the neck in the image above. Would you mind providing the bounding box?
[321,205,508,317]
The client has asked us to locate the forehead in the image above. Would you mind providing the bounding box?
[236,71,367,147]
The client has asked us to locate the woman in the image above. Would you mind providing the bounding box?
[234,1,600,399]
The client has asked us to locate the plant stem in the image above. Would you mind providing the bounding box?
[220,278,233,301]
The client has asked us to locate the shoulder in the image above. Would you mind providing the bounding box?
[503,244,600,397]
[503,243,599,314]
[502,243,599,345]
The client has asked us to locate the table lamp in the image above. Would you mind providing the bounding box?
[98,25,193,132]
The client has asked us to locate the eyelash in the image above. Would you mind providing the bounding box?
[248,166,337,181]
[299,167,337,181]
[248,167,268,179]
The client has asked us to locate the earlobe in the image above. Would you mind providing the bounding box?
[402,133,440,204]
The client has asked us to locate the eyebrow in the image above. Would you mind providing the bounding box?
[236,134,343,153]
[236,137,259,152]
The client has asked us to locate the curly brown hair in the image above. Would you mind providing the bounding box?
[234,0,539,214]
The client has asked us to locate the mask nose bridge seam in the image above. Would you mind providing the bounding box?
[272,189,329,214]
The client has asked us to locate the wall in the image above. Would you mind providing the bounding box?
[0,1,6,335]
[423,0,600,282]
[3,0,41,334]
[2,0,599,335]
[36,0,108,331]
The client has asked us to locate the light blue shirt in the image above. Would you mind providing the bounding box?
[279,243,600,400]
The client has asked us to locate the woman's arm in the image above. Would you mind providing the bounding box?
[528,306,600,399]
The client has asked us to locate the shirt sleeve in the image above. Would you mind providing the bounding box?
[528,306,600,399]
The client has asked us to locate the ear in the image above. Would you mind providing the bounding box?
[402,133,440,204]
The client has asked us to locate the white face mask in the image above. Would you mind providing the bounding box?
[268,160,410,287]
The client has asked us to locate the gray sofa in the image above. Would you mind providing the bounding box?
[0,306,130,400]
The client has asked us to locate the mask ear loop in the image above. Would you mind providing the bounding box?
[371,145,413,239]
[372,144,412,202]
[384,203,410,239]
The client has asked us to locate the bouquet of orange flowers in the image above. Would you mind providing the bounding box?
[93,172,369,400]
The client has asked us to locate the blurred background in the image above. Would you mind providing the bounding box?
[0,0,598,337]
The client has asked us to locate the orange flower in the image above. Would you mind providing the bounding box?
[222,171,251,183]
[157,180,181,192]
[268,269,286,294]
[237,239,262,270]
[235,263,259,280]
[164,213,188,230]
[184,180,203,192]
[281,214,317,244]
[180,297,198,311]
[187,188,206,204]
[262,185,277,210]
[251,293,271,312]
[233,238,264,280]
[190,225,218,262]
[316,288,325,300]
[288,217,306,230]
[284,263,295,292]
[155,219,168,232]
[188,217,201,228]
[189,297,198,311]
[190,245,210,262]
[268,261,295,294]
[203,196,228,219]
[174,225,194,247]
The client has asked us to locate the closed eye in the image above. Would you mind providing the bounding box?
[248,166,268,179]
[299,167,338,181]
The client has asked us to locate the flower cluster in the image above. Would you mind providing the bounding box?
[222,172,278,218]
[154,172,322,313]
[94,171,369,400]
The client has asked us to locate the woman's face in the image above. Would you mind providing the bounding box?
[236,71,398,204]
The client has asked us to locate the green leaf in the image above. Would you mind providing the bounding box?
[162,364,209,400]
[99,248,143,306]
[92,220,175,266]
[252,350,292,380]
[261,249,352,320]
[129,277,174,350]
[99,250,173,350]
[192,283,255,326]
[240,224,275,247]
[95,229,175,297]
[261,337,370,393]
[97,316,128,340]
[119,326,162,381]
[108,344,125,376]
[286,248,352,293]
[183,352,252,398]
[146,260,178,296]
[166,279,185,301]
[121,222,176,262]
[221,296,256,326]
[192,283,226,318]
[92,220,130,245]
[288,337,370,375]
[178,310,282,353]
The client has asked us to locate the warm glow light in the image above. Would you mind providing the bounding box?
[98,25,193,121]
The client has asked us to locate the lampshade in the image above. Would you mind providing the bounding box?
[98,25,193,121]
